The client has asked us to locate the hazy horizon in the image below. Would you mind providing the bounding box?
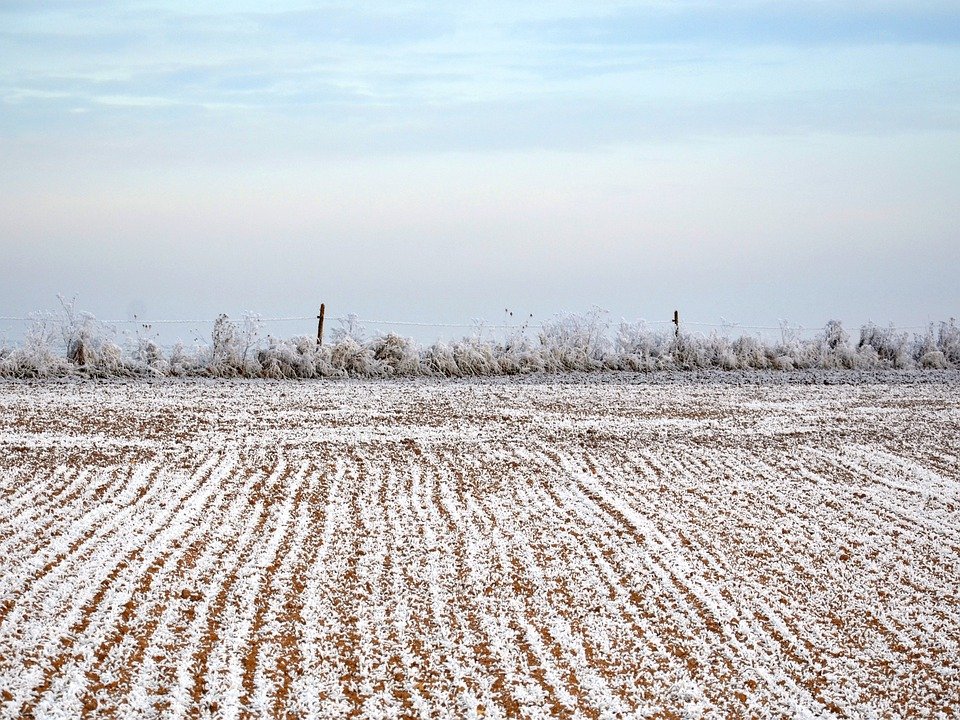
[2,1,958,341]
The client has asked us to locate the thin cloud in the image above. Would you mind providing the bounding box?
[528,1,960,47]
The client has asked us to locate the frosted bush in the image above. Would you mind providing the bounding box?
[330,337,382,376]
[451,339,500,376]
[368,333,422,376]
[210,314,242,376]
[911,327,939,367]
[920,351,948,370]
[91,341,128,377]
[539,309,612,372]
[732,335,770,370]
[855,344,881,369]
[422,342,461,376]
[206,314,263,377]
[670,334,705,370]
[57,296,119,373]
[771,321,814,369]
[858,323,912,369]
[0,318,69,377]
[1,301,956,378]
[719,351,738,371]
[131,338,168,376]
[498,333,544,374]
[700,333,737,370]
[616,321,671,370]
[257,336,321,379]
[938,319,960,365]
[773,355,795,371]
[821,319,849,351]
[168,341,202,376]
[813,321,855,369]
[332,314,366,344]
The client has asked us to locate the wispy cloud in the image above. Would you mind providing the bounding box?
[528,1,960,47]
[1,2,958,154]
[1,2,958,332]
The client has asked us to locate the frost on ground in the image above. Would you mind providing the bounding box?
[0,375,958,719]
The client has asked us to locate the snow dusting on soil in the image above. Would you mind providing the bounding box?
[1,375,958,718]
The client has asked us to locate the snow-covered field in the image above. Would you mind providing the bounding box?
[1,374,958,719]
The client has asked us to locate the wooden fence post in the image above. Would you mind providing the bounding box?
[317,304,325,346]
[673,310,679,337]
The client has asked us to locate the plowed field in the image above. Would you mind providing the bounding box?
[1,376,958,718]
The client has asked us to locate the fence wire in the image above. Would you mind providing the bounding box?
[0,313,940,335]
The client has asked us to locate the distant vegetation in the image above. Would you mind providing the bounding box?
[1,300,957,378]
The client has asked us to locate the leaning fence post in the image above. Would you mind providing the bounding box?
[673,310,679,338]
[317,304,325,346]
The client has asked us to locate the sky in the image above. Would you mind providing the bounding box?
[1,0,959,342]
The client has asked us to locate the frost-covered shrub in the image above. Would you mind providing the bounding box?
[498,334,544,374]
[821,319,848,351]
[168,341,201,376]
[257,336,322,379]
[615,321,671,371]
[773,355,795,371]
[814,320,856,369]
[210,314,241,374]
[938,319,960,366]
[131,338,168,375]
[770,322,813,370]
[37,296,138,376]
[89,340,128,377]
[0,317,69,377]
[331,314,366,344]
[855,343,880,369]
[700,333,736,370]
[670,333,709,370]
[207,314,262,377]
[59,300,96,365]
[368,333,422,376]
[422,341,461,376]
[451,339,500,376]
[858,323,912,368]
[330,337,382,376]
[1,302,956,378]
[539,309,612,372]
[718,350,738,371]
[732,335,769,370]
[920,351,948,369]
[911,327,939,367]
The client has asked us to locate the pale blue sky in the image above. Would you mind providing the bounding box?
[2,1,958,338]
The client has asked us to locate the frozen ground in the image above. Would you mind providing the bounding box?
[0,374,958,718]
